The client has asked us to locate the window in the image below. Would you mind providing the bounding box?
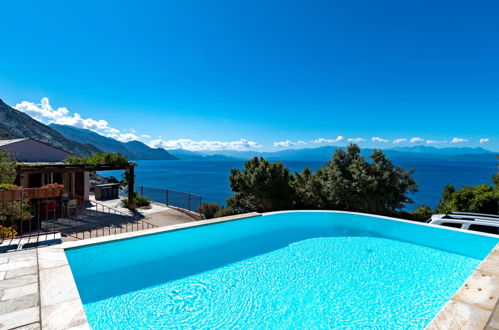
[440,222,462,228]
[468,225,499,235]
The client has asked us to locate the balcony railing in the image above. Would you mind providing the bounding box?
[137,186,202,213]
[0,187,156,246]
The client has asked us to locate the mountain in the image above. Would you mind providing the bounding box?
[168,149,235,160]
[0,99,100,156]
[390,146,493,155]
[50,124,178,160]
[194,145,497,162]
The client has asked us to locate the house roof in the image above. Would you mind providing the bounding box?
[0,138,75,157]
[0,138,29,147]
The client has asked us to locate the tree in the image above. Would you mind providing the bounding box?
[315,144,418,214]
[227,157,295,212]
[0,149,16,185]
[437,183,498,214]
[294,168,325,209]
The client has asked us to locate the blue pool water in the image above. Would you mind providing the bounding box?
[66,212,499,329]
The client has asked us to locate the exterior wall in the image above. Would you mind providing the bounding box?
[0,139,72,162]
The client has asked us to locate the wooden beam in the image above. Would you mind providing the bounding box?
[127,166,136,210]
[16,164,131,174]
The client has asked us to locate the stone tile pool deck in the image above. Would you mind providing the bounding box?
[0,213,498,329]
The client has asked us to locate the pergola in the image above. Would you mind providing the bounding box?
[16,163,137,209]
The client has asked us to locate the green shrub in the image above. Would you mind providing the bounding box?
[0,225,17,238]
[0,183,20,190]
[0,200,31,227]
[64,152,132,166]
[437,183,498,214]
[121,194,151,208]
[410,204,434,222]
[197,202,222,219]
[214,206,241,218]
[0,149,16,185]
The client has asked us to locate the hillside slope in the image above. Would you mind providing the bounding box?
[50,124,178,160]
[0,99,100,156]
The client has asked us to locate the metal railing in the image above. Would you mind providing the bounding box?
[0,187,156,245]
[137,185,202,213]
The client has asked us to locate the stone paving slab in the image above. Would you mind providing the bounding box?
[0,249,40,329]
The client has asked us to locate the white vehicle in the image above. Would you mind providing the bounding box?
[427,212,499,235]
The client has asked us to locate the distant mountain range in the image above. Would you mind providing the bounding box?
[192,145,497,161]
[50,124,178,160]
[0,99,100,156]
[1,98,496,162]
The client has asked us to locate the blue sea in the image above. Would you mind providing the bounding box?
[101,159,497,211]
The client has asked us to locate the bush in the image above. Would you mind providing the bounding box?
[437,183,498,214]
[0,200,31,229]
[121,194,151,208]
[0,183,20,190]
[214,206,241,218]
[0,225,17,238]
[410,204,433,222]
[0,149,17,185]
[64,152,132,166]
[197,202,222,219]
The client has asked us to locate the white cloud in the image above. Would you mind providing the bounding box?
[347,138,365,143]
[451,137,469,143]
[313,136,344,144]
[410,137,425,143]
[141,134,151,138]
[371,137,389,143]
[107,133,140,142]
[15,97,141,142]
[392,138,407,144]
[426,140,440,144]
[273,140,308,147]
[15,97,69,122]
[479,138,490,144]
[149,138,262,151]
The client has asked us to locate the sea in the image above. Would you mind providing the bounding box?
[100,159,497,211]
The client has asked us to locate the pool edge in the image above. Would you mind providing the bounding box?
[38,211,499,330]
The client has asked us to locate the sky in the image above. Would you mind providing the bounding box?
[0,0,498,151]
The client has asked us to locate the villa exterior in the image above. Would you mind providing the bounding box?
[0,138,94,200]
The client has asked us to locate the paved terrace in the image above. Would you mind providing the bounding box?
[0,213,498,329]
[1,197,197,251]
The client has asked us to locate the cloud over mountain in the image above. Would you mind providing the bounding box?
[149,138,262,151]
[15,97,139,142]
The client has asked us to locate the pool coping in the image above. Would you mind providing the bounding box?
[37,211,499,329]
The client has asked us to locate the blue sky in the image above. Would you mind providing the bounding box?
[0,0,498,151]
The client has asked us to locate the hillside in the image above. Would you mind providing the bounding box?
[50,124,178,160]
[0,99,101,156]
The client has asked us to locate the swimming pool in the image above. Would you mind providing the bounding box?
[65,211,499,329]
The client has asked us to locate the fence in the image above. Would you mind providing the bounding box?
[0,187,156,245]
[137,186,202,213]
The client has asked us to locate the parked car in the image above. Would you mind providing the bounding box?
[426,212,499,235]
